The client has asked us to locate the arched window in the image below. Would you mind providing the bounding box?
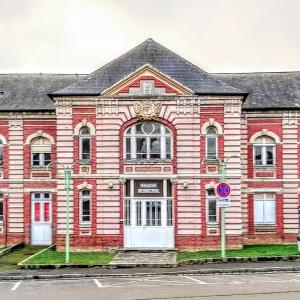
[80,189,91,224]
[79,127,91,162]
[31,137,51,167]
[0,140,3,166]
[125,122,171,160]
[206,126,218,160]
[253,135,275,166]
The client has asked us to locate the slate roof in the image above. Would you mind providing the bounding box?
[0,73,84,111]
[51,38,245,96]
[214,72,300,109]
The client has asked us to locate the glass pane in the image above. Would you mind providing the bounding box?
[126,137,131,159]
[81,138,90,160]
[146,202,150,226]
[165,137,171,158]
[254,200,264,223]
[34,203,40,222]
[208,199,217,223]
[206,137,216,159]
[266,146,274,165]
[207,189,215,196]
[125,199,131,226]
[254,146,262,165]
[264,200,275,223]
[32,153,40,166]
[135,123,143,134]
[125,181,130,197]
[80,127,90,135]
[153,123,161,134]
[150,137,161,158]
[44,193,50,199]
[136,138,147,159]
[136,201,142,226]
[167,199,172,226]
[0,200,3,222]
[44,202,50,222]
[146,201,161,226]
[0,147,3,166]
[207,126,217,134]
[167,180,172,197]
[82,199,90,222]
[142,122,154,134]
[126,128,132,134]
[44,153,51,165]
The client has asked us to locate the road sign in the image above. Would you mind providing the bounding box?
[217,198,231,207]
[215,182,231,198]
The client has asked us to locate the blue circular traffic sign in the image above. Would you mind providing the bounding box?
[215,182,231,198]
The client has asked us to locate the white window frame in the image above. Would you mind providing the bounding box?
[206,190,219,224]
[205,126,218,160]
[31,152,51,167]
[31,192,52,223]
[79,128,91,162]
[254,193,276,225]
[0,193,3,223]
[253,144,275,166]
[79,190,91,225]
[124,122,172,160]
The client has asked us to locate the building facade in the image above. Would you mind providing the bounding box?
[0,39,299,250]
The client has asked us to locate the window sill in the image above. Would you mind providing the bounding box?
[254,165,276,170]
[204,158,219,164]
[79,160,91,165]
[125,159,173,165]
[207,222,219,227]
[31,166,51,170]
[79,223,91,228]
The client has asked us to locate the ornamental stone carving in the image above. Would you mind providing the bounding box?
[133,99,162,120]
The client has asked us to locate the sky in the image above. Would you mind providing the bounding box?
[1,0,300,74]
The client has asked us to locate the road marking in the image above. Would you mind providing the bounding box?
[182,276,208,284]
[93,278,103,288]
[11,281,21,291]
[229,280,244,284]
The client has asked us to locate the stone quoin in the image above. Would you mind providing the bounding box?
[0,39,299,250]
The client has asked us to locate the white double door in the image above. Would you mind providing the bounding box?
[124,198,174,249]
[31,200,52,245]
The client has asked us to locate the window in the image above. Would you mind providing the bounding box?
[0,193,3,223]
[80,190,91,224]
[0,140,3,167]
[206,126,218,160]
[31,137,51,167]
[207,189,218,224]
[254,193,276,224]
[253,135,275,166]
[125,122,171,160]
[79,127,91,162]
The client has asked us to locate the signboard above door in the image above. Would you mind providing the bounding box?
[134,180,163,197]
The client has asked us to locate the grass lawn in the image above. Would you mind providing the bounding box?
[177,245,300,262]
[0,246,45,271]
[25,248,114,265]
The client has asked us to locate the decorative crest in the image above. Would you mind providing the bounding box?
[133,99,162,121]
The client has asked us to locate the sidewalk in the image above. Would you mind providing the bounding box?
[1,260,300,281]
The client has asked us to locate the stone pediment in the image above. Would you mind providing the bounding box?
[101,64,193,97]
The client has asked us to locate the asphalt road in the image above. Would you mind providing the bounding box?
[1,272,300,300]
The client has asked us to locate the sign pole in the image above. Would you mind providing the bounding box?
[220,162,227,258]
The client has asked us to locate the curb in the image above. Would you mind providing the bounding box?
[1,266,300,281]
[0,243,24,258]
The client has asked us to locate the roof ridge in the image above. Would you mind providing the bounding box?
[214,71,300,75]
[0,73,87,76]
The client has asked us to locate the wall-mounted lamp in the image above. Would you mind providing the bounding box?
[108,181,114,189]
[183,181,189,189]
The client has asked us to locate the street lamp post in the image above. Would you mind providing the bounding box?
[48,161,84,264]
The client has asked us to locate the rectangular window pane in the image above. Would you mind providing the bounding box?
[254,200,264,224]
[126,137,131,159]
[32,153,41,166]
[165,137,171,159]
[136,201,142,226]
[81,198,91,222]
[125,199,131,226]
[34,202,40,222]
[44,202,50,222]
[264,200,275,223]
[254,146,262,165]
[81,138,90,160]
[150,137,161,159]
[136,138,147,159]
[43,153,51,166]
[207,137,216,159]
[208,199,217,223]
[0,147,3,166]
[266,146,274,165]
